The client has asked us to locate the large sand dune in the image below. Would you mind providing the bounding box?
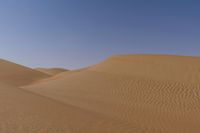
[1,55,200,132]
[0,59,48,86]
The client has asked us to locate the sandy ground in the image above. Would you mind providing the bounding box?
[1,55,200,132]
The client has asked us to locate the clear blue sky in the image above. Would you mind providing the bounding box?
[0,0,200,69]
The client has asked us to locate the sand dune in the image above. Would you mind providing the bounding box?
[23,55,200,133]
[0,59,48,86]
[35,68,68,76]
[90,54,200,83]
[1,55,200,132]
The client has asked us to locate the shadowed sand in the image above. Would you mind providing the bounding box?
[1,55,200,132]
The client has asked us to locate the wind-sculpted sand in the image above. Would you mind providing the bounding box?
[1,55,200,132]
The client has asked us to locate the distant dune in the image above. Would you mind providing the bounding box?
[1,55,200,132]
[35,68,68,76]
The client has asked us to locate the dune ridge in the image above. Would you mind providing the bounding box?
[90,54,200,83]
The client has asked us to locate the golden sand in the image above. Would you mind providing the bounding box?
[1,55,200,132]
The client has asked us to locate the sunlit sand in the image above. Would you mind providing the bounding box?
[1,54,200,132]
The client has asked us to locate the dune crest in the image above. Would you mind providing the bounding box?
[90,54,200,83]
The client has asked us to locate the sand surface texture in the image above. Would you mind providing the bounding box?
[1,55,200,132]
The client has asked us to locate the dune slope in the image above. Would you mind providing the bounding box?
[24,55,200,133]
[0,82,136,133]
[0,59,48,86]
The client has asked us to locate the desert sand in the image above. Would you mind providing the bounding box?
[35,68,68,76]
[1,55,200,132]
